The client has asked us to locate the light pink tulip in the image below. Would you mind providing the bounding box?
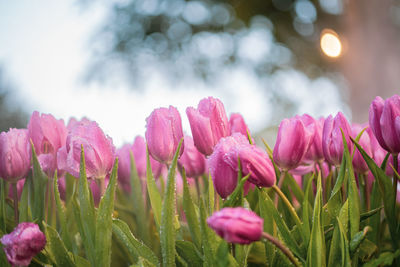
[178,135,207,178]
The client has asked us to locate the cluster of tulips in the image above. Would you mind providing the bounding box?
[0,95,400,267]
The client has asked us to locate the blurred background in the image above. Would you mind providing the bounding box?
[1,0,400,146]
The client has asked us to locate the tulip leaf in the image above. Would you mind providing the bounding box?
[259,189,304,262]
[30,142,47,228]
[146,147,162,228]
[363,250,400,267]
[258,188,275,267]
[207,173,215,215]
[18,177,31,223]
[199,198,218,266]
[181,168,201,250]
[285,172,304,204]
[306,173,326,267]
[351,137,398,248]
[328,200,350,267]
[53,172,72,252]
[0,180,5,232]
[77,146,96,265]
[367,181,381,244]
[329,152,347,200]
[301,177,313,245]
[342,132,360,239]
[160,139,183,267]
[175,240,203,267]
[95,158,118,267]
[215,241,230,267]
[349,227,370,256]
[43,222,76,267]
[112,218,159,266]
[130,152,150,246]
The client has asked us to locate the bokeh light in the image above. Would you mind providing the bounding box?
[320,29,342,58]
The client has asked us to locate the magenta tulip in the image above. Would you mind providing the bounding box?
[207,207,263,244]
[369,95,400,153]
[178,135,207,178]
[28,111,67,175]
[229,113,250,136]
[273,116,312,170]
[0,129,31,182]
[1,222,46,266]
[186,97,230,156]
[322,112,352,166]
[300,115,324,162]
[57,120,116,179]
[208,133,249,198]
[351,124,372,174]
[145,106,184,164]
[226,144,275,187]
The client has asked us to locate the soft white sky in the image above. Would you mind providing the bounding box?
[0,0,346,147]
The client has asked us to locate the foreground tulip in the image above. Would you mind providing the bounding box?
[208,133,249,198]
[207,207,263,244]
[226,144,275,187]
[273,116,312,170]
[0,222,46,266]
[0,129,31,182]
[186,97,230,156]
[28,111,67,175]
[178,135,207,178]
[145,106,184,164]
[322,112,352,166]
[229,113,250,136]
[117,136,164,193]
[369,95,400,153]
[57,120,115,179]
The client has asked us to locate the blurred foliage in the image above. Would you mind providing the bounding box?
[0,67,28,132]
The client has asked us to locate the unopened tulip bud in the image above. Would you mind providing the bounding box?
[178,135,207,178]
[300,115,324,162]
[0,222,46,266]
[207,207,263,244]
[145,106,184,164]
[186,97,230,156]
[0,129,31,182]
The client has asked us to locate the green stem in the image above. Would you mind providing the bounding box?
[12,182,19,224]
[194,177,201,201]
[262,232,300,267]
[393,154,398,209]
[99,176,105,196]
[272,184,302,228]
[274,171,286,207]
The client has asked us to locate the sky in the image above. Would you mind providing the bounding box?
[0,0,346,147]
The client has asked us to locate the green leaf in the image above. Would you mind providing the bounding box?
[146,147,162,228]
[259,189,304,262]
[207,173,215,215]
[358,239,377,262]
[18,177,31,223]
[302,177,313,243]
[215,241,230,267]
[328,200,349,267]
[199,198,217,266]
[74,255,91,267]
[351,137,398,248]
[0,180,7,232]
[53,172,72,252]
[363,250,400,267]
[30,142,48,228]
[175,241,203,267]
[349,227,370,255]
[306,173,326,267]
[112,218,159,266]
[77,146,96,265]
[329,152,347,199]
[285,172,304,205]
[130,152,150,246]
[43,222,76,267]
[95,159,119,267]
[258,188,275,266]
[367,181,381,244]
[181,169,201,250]
[160,139,183,267]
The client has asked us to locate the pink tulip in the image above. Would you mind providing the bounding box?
[0,129,31,182]
[66,117,91,131]
[273,116,312,170]
[300,115,324,162]
[226,144,275,187]
[57,120,115,179]
[28,111,67,175]
[186,97,230,156]
[207,207,263,244]
[369,95,400,153]
[178,135,207,178]
[8,179,25,200]
[229,113,250,137]
[351,124,372,174]
[1,222,46,266]
[322,112,352,166]
[145,106,184,164]
[208,133,249,198]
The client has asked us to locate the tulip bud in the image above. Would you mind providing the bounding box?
[273,117,312,170]
[351,124,372,174]
[186,97,230,156]
[28,111,67,175]
[208,133,249,198]
[369,95,400,153]
[300,115,324,162]
[207,207,263,244]
[0,129,31,182]
[145,106,184,164]
[178,135,207,178]
[229,113,250,136]
[57,120,116,179]
[226,144,275,187]
[322,112,352,166]
[0,222,46,266]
